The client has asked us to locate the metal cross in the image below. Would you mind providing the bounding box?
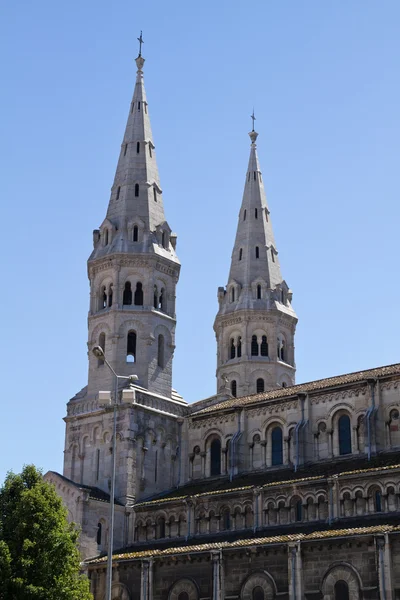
[137,31,144,56]
[251,109,256,131]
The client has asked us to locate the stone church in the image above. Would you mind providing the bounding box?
[45,48,400,600]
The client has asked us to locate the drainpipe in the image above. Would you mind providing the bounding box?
[366,379,377,461]
[295,394,307,472]
[230,410,242,482]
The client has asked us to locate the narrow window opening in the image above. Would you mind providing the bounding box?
[161,231,167,249]
[230,339,235,360]
[157,516,166,539]
[108,284,113,307]
[101,286,107,309]
[257,284,262,299]
[159,288,166,311]
[231,380,237,398]
[153,187,157,202]
[104,229,109,246]
[138,101,141,111]
[271,427,283,465]
[149,144,152,157]
[282,382,287,388]
[237,336,242,358]
[255,246,259,259]
[154,450,158,482]
[144,103,147,114]
[95,449,100,481]
[375,490,382,512]
[256,378,265,393]
[135,183,139,197]
[123,281,132,305]
[243,209,247,221]
[231,287,235,302]
[153,286,158,309]
[261,335,268,356]
[251,335,259,356]
[271,248,275,262]
[124,144,128,156]
[334,581,349,600]
[295,500,302,522]
[222,509,230,530]
[133,225,139,242]
[97,523,102,546]
[116,186,121,200]
[210,438,221,476]
[239,248,242,261]
[136,141,140,154]
[134,282,143,306]
[254,172,256,180]
[157,334,165,368]
[126,330,136,363]
[338,415,352,456]
[255,208,258,219]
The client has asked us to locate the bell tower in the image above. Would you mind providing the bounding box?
[87,51,180,400]
[214,125,297,397]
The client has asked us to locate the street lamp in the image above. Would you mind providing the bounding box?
[92,346,138,600]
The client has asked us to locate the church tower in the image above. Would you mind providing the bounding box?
[87,50,180,400]
[214,125,297,397]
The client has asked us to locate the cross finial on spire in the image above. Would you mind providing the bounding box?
[137,31,144,57]
[251,108,256,131]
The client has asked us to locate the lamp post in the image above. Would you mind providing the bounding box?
[92,346,138,600]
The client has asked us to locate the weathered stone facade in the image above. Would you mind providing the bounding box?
[45,49,400,600]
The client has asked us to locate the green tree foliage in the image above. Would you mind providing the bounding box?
[0,465,92,600]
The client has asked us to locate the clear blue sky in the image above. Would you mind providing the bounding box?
[1,0,399,483]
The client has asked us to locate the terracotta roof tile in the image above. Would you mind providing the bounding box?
[192,363,400,416]
[87,525,396,564]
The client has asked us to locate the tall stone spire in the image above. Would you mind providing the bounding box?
[214,125,297,397]
[86,48,180,399]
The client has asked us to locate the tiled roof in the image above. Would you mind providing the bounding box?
[47,471,124,506]
[87,524,398,564]
[133,456,400,508]
[192,363,400,416]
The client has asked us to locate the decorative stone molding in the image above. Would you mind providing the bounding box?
[240,571,276,600]
[168,579,199,600]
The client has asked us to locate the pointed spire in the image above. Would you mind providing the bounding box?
[227,127,282,298]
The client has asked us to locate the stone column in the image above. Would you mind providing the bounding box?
[328,476,339,521]
[287,542,303,600]
[201,452,206,478]
[377,534,394,600]
[261,440,267,467]
[253,488,262,529]
[327,429,333,458]
[141,559,153,600]
[211,551,224,600]
[283,436,289,465]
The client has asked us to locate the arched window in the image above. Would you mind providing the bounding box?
[126,330,136,363]
[271,427,283,465]
[243,209,247,221]
[156,517,165,539]
[251,335,259,356]
[277,337,286,361]
[153,187,157,202]
[256,378,264,393]
[98,333,105,366]
[159,288,166,311]
[123,281,132,305]
[153,285,158,309]
[230,338,236,359]
[252,587,264,600]
[101,285,107,309]
[239,248,242,261]
[255,246,259,259]
[237,336,242,358]
[375,490,382,512]
[222,509,230,530]
[96,522,102,546]
[210,438,221,476]
[338,415,352,455]
[334,581,349,600]
[108,284,113,307]
[257,284,262,299]
[282,382,287,388]
[231,287,235,302]
[116,186,121,200]
[260,335,268,356]
[136,141,140,154]
[157,334,165,368]
[134,282,143,306]
[231,380,237,398]
[133,225,138,242]
[295,500,302,522]
[135,183,139,197]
